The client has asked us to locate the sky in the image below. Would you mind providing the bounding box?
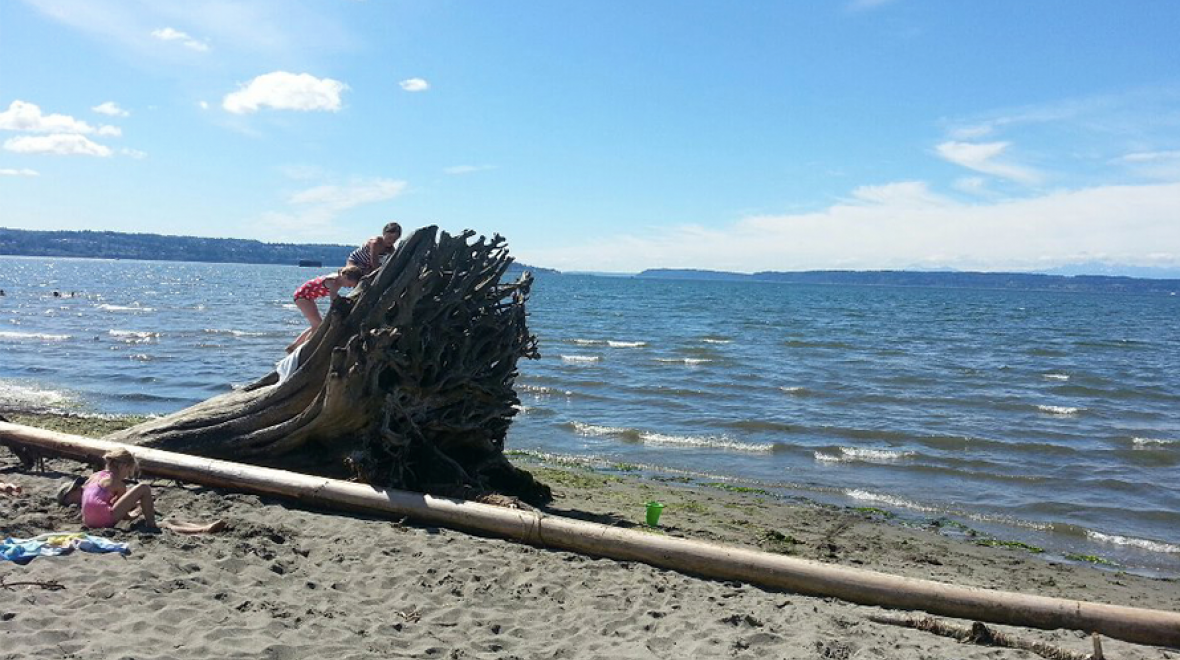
[1,1,1179,275]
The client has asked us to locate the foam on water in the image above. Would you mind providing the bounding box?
[0,331,71,342]
[1086,531,1180,555]
[568,421,775,452]
[203,328,272,337]
[571,338,604,346]
[109,330,159,344]
[701,338,731,344]
[0,381,71,411]
[844,489,939,513]
[779,386,809,395]
[607,340,646,348]
[97,304,155,312]
[815,447,916,464]
[1042,373,1070,381]
[1132,437,1177,448]
[561,355,602,364]
[654,357,712,365]
[1037,404,1082,416]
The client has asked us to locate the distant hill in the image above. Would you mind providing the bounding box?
[0,227,557,274]
[637,268,1180,295]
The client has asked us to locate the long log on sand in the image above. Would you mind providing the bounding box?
[3,421,1178,649]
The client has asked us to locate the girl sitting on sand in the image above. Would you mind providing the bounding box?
[286,265,364,353]
[82,448,224,534]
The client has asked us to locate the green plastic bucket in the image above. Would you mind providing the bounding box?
[645,501,665,527]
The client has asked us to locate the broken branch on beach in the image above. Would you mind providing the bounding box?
[3,422,1180,650]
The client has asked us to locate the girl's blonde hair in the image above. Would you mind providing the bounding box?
[102,447,141,478]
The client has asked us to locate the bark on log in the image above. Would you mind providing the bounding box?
[3,422,1179,650]
[102,226,550,504]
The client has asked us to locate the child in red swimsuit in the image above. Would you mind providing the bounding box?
[287,265,364,353]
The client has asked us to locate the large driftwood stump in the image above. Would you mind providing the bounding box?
[105,226,551,504]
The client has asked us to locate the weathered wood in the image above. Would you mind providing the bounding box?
[4,422,1180,650]
[100,227,548,503]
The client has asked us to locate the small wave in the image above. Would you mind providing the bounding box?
[109,330,159,344]
[128,354,154,362]
[1133,437,1177,448]
[701,338,732,344]
[0,331,71,342]
[1042,373,1070,381]
[0,382,71,411]
[654,357,712,365]
[203,328,271,338]
[97,304,155,312]
[639,432,775,452]
[1086,531,1180,555]
[779,386,809,396]
[561,355,602,364]
[607,340,646,348]
[1037,405,1082,416]
[816,447,916,464]
[571,339,604,346]
[844,489,938,513]
[567,421,775,452]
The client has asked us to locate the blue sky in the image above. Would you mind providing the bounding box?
[2,0,1179,274]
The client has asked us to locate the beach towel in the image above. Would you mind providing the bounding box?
[275,343,304,384]
[0,532,130,565]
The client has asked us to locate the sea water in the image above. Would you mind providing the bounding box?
[1,256,1177,576]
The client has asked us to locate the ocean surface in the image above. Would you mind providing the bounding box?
[2,256,1178,577]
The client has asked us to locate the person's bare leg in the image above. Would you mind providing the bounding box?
[162,520,226,534]
[111,483,156,528]
[287,299,322,352]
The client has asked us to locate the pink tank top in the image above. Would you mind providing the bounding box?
[81,470,118,528]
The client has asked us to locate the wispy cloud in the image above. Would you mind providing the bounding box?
[444,164,494,175]
[4,134,112,156]
[0,168,40,176]
[92,101,129,117]
[223,72,348,114]
[151,26,209,52]
[399,78,430,92]
[528,180,1180,273]
[258,178,408,240]
[935,141,1043,185]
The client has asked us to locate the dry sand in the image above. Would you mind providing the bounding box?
[2,416,1178,659]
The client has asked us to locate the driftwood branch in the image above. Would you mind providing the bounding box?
[868,614,1098,660]
[0,576,66,591]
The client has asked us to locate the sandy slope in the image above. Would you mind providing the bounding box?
[1,428,1178,659]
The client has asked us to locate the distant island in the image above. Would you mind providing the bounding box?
[0,227,558,275]
[637,268,1180,295]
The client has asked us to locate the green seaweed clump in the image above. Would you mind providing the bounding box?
[702,482,771,496]
[974,538,1044,553]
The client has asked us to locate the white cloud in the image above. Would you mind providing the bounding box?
[4,134,112,156]
[936,141,1043,185]
[444,164,494,175]
[0,100,95,134]
[952,177,990,195]
[151,26,209,52]
[97,125,122,137]
[0,168,40,176]
[92,101,129,117]
[1116,150,1180,163]
[399,78,430,92]
[198,100,209,110]
[259,178,408,240]
[528,181,1180,273]
[223,72,348,114]
[120,148,147,159]
[849,180,949,207]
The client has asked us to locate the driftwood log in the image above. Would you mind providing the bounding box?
[103,226,551,504]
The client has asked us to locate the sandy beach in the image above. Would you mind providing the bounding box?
[2,413,1178,660]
